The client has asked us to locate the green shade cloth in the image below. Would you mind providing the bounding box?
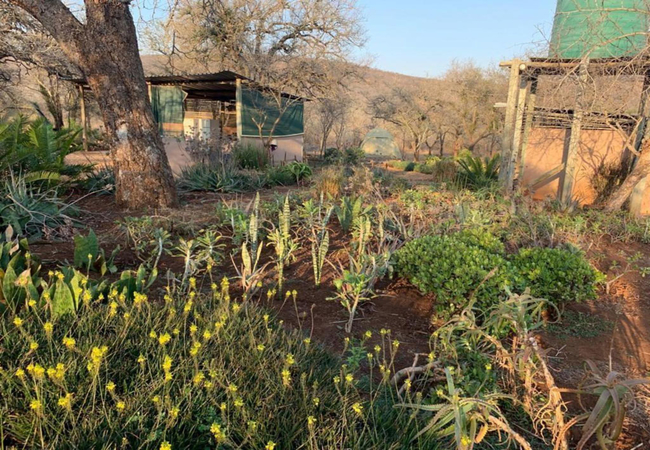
[150,86,185,131]
[550,0,649,59]
[240,86,304,137]
[362,128,401,158]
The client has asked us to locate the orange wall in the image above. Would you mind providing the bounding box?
[522,127,629,204]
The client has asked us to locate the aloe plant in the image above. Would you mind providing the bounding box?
[456,154,500,190]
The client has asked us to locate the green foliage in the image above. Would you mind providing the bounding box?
[284,162,313,183]
[456,154,500,190]
[118,216,172,268]
[512,247,604,306]
[73,228,119,276]
[394,231,514,315]
[232,143,270,170]
[335,196,371,233]
[0,226,41,314]
[0,174,77,238]
[388,160,416,172]
[79,167,115,194]
[0,116,88,177]
[343,147,365,165]
[177,163,266,193]
[323,147,342,164]
[546,310,614,339]
[267,196,298,295]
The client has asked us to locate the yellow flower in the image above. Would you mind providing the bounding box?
[58,393,73,410]
[351,402,364,416]
[160,441,172,450]
[30,399,43,413]
[282,369,291,387]
[345,374,354,384]
[210,423,226,443]
[28,299,36,308]
[404,379,412,391]
[62,337,76,350]
[152,395,160,404]
[133,292,147,307]
[172,328,180,336]
[137,354,146,365]
[364,330,372,339]
[149,330,158,339]
[313,397,320,407]
[107,381,116,392]
[461,435,472,446]
[190,341,202,357]
[29,341,39,351]
[193,372,205,386]
[189,324,198,335]
[47,363,65,382]
[380,328,389,336]
[227,383,238,394]
[158,333,172,346]
[303,338,311,346]
[234,397,244,408]
[202,330,212,341]
[28,364,45,380]
[170,406,180,419]
[13,317,23,327]
[123,312,131,320]
[116,401,126,412]
[307,416,317,427]
[89,346,108,370]
[285,354,295,366]
[164,372,173,382]
[204,381,213,389]
[184,301,193,314]
[392,339,400,349]
[263,314,269,323]
[162,355,172,372]
[232,303,240,313]
[109,301,118,317]
[256,344,265,352]
[43,322,53,335]
[265,441,276,450]
[15,368,25,379]
[485,363,492,371]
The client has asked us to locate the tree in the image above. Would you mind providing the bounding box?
[314,92,352,154]
[369,87,438,161]
[5,0,178,209]
[441,62,506,155]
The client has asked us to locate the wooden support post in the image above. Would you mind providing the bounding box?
[78,85,88,152]
[518,76,538,182]
[235,78,243,140]
[499,60,522,190]
[560,62,588,206]
[505,73,530,189]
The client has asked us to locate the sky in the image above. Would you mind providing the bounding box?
[358,0,558,77]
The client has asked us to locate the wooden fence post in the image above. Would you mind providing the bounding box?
[499,60,522,190]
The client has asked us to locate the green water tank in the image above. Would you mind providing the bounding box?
[549,0,649,59]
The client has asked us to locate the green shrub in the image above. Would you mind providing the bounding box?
[456,154,500,190]
[0,116,89,178]
[0,174,77,238]
[232,143,270,170]
[512,247,604,306]
[343,147,365,165]
[178,164,265,193]
[323,147,342,164]
[387,161,416,172]
[394,232,514,315]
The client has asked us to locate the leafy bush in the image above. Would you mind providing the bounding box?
[284,162,313,183]
[232,143,270,170]
[323,147,342,164]
[0,116,89,178]
[343,147,365,165]
[456,154,500,190]
[387,160,416,172]
[79,167,115,194]
[512,247,604,306]
[394,231,514,315]
[0,174,77,238]
[177,163,265,193]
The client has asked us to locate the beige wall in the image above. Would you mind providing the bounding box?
[240,135,304,163]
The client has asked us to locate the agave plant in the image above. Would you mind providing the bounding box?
[456,154,500,190]
[399,368,531,450]
[559,361,650,450]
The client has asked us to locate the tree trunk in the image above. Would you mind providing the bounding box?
[11,0,178,209]
[605,144,650,211]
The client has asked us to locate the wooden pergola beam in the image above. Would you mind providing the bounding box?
[499,59,523,189]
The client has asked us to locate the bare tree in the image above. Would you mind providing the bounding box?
[5,0,178,209]
[369,87,438,161]
[313,92,352,154]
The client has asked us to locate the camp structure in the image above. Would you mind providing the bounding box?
[361,128,401,159]
[66,70,306,170]
[498,0,650,216]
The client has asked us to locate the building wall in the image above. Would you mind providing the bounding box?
[240,135,304,163]
[522,127,650,215]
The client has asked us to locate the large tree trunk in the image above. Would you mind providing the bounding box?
[11,0,178,209]
[605,143,650,211]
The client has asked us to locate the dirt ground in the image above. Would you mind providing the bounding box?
[28,185,650,448]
